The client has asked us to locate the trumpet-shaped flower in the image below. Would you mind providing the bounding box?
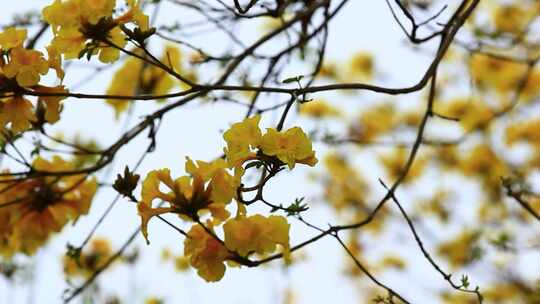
[223,214,290,257]
[0,96,36,133]
[0,28,27,50]
[260,127,318,169]
[3,47,49,87]
[43,0,146,64]
[137,158,241,244]
[184,224,230,282]
[223,115,262,167]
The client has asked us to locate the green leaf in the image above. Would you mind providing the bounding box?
[282,75,304,84]
[285,197,309,216]
[460,274,470,288]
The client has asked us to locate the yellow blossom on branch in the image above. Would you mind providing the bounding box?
[3,47,49,87]
[42,0,148,64]
[223,214,290,257]
[106,46,185,118]
[223,115,318,169]
[0,84,68,134]
[184,223,230,282]
[223,115,262,167]
[0,96,36,133]
[260,127,318,169]
[137,158,241,243]
[0,28,27,50]
[0,156,97,258]
[34,85,68,124]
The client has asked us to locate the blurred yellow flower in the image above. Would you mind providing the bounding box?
[0,156,97,258]
[63,237,113,278]
[299,99,342,118]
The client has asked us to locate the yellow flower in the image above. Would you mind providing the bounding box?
[43,0,115,28]
[437,230,480,269]
[46,45,65,80]
[184,224,230,282]
[492,4,530,35]
[3,47,49,87]
[317,61,338,79]
[79,0,116,25]
[174,255,190,271]
[137,203,175,244]
[43,0,147,64]
[137,158,241,243]
[459,144,507,178]
[378,148,427,183]
[440,292,478,304]
[435,97,493,131]
[0,156,97,258]
[346,51,374,81]
[63,237,113,278]
[223,214,290,257]
[349,103,397,141]
[42,0,81,33]
[470,53,526,94]
[115,0,149,31]
[144,297,164,304]
[223,115,262,167]
[186,157,241,206]
[376,254,407,272]
[0,85,67,134]
[299,99,342,118]
[323,153,368,211]
[0,96,36,133]
[458,144,508,201]
[0,28,27,50]
[106,55,143,117]
[97,27,126,63]
[48,27,86,60]
[505,118,540,147]
[106,46,184,118]
[34,85,68,123]
[142,45,185,92]
[141,168,176,203]
[260,127,318,169]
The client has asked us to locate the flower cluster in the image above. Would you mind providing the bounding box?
[0,28,68,134]
[0,156,97,258]
[42,0,149,63]
[137,158,242,244]
[223,214,290,257]
[105,45,193,118]
[223,115,317,169]
[134,115,317,281]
